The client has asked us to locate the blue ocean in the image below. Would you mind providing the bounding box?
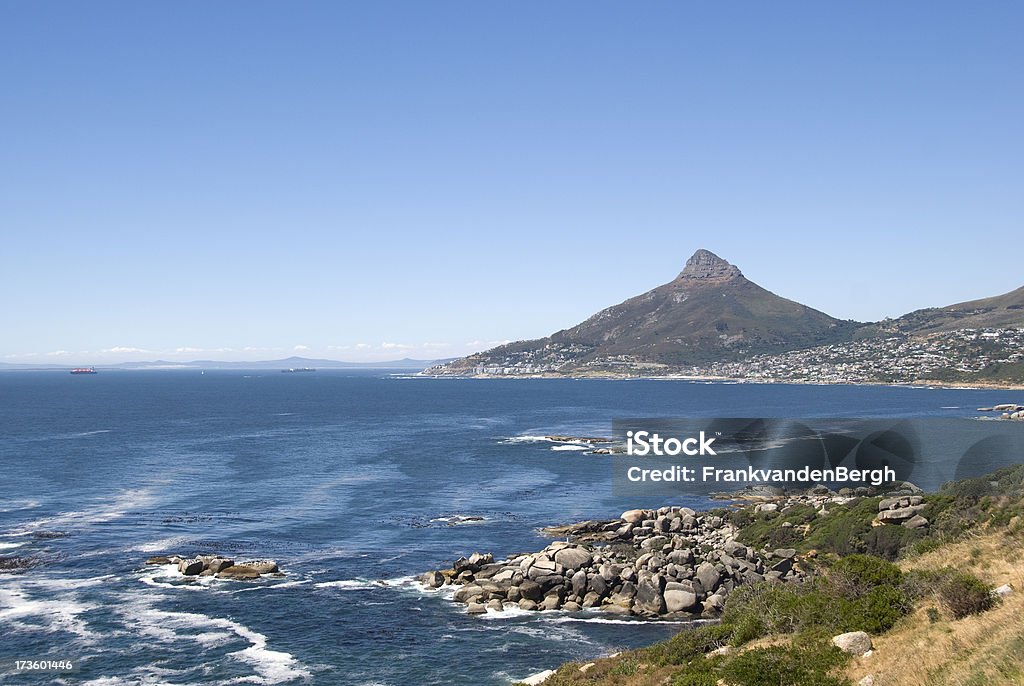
[0,371,1016,685]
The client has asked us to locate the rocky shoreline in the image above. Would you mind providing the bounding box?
[422,482,934,619]
[421,505,808,618]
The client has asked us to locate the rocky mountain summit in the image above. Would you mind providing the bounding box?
[433,249,857,375]
[676,248,745,281]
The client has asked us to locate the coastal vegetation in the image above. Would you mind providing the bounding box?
[508,465,1024,686]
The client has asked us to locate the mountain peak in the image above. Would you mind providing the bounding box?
[677,249,743,281]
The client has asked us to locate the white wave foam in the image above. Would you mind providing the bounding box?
[542,614,698,625]
[429,514,486,525]
[0,541,25,550]
[550,444,589,451]
[501,435,553,444]
[233,580,310,593]
[18,575,114,591]
[476,604,533,619]
[138,563,225,592]
[314,575,416,591]
[119,598,311,684]
[11,488,156,534]
[0,499,41,514]
[505,622,590,643]
[134,536,192,553]
[0,585,98,640]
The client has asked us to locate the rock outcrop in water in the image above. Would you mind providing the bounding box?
[421,506,807,617]
[977,403,1024,419]
[145,554,281,580]
[0,556,37,573]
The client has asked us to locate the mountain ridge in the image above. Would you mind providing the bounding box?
[431,249,1024,376]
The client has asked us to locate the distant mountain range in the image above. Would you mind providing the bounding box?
[0,356,451,371]
[431,249,1024,377]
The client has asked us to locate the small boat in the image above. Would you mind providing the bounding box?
[70,367,98,375]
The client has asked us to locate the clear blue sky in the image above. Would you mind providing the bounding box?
[2,2,1021,363]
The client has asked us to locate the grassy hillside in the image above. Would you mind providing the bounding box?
[880,285,1024,336]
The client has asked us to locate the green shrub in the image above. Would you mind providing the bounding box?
[671,671,719,686]
[653,623,732,665]
[863,525,924,560]
[722,582,806,643]
[669,656,722,686]
[927,607,941,623]
[909,535,944,557]
[829,554,904,597]
[722,554,912,641]
[801,499,883,557]
[942,477,995,500]
[719,640,850,686]
[903,567,996,619]
[608,656,641,676]
[854,585,911,633]
[902,568,946,601]
[939,571,996,619]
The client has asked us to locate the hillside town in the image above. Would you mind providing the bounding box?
[692,328,1024,384]
[430,328,1024,385]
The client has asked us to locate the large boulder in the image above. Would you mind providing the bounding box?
[204,558,235,574]
[420,570,445,588]
[640,535,669,551]
[832,631,872,656]
[663,582,699,613]
[571,569,588,596]
[696,562,721,593]
[541,593,562,611]
[634,575,666,614]
[520,670,555,686]
[526,556,558,580]
[239,559,279,574]
[468,552,493,568]
[877,506,926,523]
[554,547,592,571]
[902,515,929,529]
[453,584,484,603]
[216,565,262,580]
[517,580,544,602]
[621,509,648,524]
[178,558,204,576]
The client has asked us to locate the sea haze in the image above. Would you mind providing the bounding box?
[0,371,1016,685]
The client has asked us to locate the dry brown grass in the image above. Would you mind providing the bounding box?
[846,530,1024,686]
